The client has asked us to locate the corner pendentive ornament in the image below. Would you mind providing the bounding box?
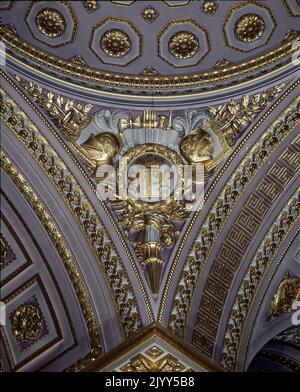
[71,108,228,295]
[14,75,285,295]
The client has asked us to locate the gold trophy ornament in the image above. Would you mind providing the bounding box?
[77,132,122,167]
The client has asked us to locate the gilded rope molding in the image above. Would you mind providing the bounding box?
[167,95,300,337]
[0,25,298,89]
[0,152,102,371]
[0,87,143,338]
[221,186,300,370]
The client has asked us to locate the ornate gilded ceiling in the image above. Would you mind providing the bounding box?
[0,0,299,373]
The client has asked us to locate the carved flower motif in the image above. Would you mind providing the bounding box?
[203,1,218,15]
[83,0,98,12]
[36,8,66,38]
[142,7,158,23]
[234,13,265,42]
[100,29,131,57]
[168,31,199,59]
[10,303,43,342]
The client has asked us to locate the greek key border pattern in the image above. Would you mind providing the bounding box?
[221,187,300,370]
[191,134,300,358]
[168,96,300,340]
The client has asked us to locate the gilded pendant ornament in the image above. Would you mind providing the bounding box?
[35,8,66,38]
[168,31,199,59]
[100,29,131,57]
[73,106,227,294]
[234,13,265,42]
[10,302,44,342]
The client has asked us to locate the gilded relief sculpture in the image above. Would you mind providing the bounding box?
[72,107,228,293]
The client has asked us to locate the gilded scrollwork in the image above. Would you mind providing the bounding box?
[221,191,300,371]
[0,233,16,269]
[120,352,193,372]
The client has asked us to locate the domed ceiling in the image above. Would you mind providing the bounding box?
[0,0,299,373]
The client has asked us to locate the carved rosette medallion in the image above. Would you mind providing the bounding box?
[35,8,66,38]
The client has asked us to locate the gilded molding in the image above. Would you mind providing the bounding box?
[0,25,298,90]
[221,189,300,370]
[0,153,102,370]
[167,96,300,337]
[0,86,144,338]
